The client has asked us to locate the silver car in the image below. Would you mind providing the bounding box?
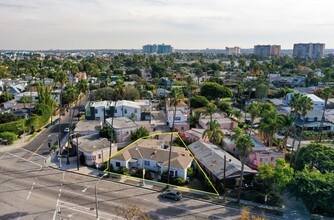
[160,190,182,201]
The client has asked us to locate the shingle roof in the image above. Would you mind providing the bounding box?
[111,139,192,169]
[188,140,257,179]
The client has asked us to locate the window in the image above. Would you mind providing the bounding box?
[260,158,263,162]
[134,109,137,113]
[95,109,98,114]
[124,109,127,114]
[98,154,101,159]
[314,117,317,122]
[175,117,181,121]
[115,109,117,113]
[86,109,91,116]
[116,162,121,167]
[144,161,150,166]
[181,127,184,130]
[271,157,274,161]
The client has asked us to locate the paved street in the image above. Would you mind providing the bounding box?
[0,149,245,220]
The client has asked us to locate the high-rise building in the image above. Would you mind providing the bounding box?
[254,45,281,56]
[142,44,173,54]
[293,43,325,59]
[225,47,241,55]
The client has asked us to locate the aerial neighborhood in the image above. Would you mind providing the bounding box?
[1,45,334,218]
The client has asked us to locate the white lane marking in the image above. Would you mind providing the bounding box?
[0,152,8,159]
[26,178,37,200]
[52,171,66,220]
[17,211,22,220]
[3,152,42,170]
[21,148,47,158]
[58,200,121,219]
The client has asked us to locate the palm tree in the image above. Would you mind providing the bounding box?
[202,120,224,145]
[258,109,279,147]
[205,103,217,130]
[194,68,203,86]
[167,88,184,185]
[27,67,38,117]
[318,87,333,142]
[235,134,255,204]
[246,101,260,135]
[298,96,313,148]
[278,114,294,153]
[289,93,302,149]
[54,69,68,158]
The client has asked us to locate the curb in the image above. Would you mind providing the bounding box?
[45,157,283,219]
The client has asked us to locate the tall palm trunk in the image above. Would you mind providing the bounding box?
[298,117,306,149]
[237,161,245,204]
[167,105,177,185]
[318,100,327,142]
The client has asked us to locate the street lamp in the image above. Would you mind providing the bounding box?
[135,147,145,186]
[95,173,108,219]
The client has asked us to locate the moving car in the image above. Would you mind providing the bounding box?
[160,190,182,201]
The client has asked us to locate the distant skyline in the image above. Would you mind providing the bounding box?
[1,0,334,50]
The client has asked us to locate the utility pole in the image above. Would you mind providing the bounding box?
[76,134,79,170]
[223,154,227,204]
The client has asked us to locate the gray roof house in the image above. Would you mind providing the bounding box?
[187,140,257,183]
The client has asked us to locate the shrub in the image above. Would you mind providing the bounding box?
[0,119,26,135]
[187,167,195,177]
[116,166,129,175]
[0,132,18,144]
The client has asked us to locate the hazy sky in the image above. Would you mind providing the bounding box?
[1,0,334,50]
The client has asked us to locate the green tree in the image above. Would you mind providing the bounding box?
[292,143,334,173]
[289,93,303,149]
[254,83,268,99]
[131,127,149,141]
[0,132,18,144]
[277,114,294,153]
[99,125,114,141]
[298,95,313,148]
[246,101,260,135]
[200,82,232,100]
[235,134,255,204]
[167,88,184,184]
[124,85,140,101]
[205,103,217,129]
[318,87,333,142]
[202,120,224,145]
[291,169,334,216]
[256,158,293,192]
[189,95,209,108]
[258,109,279,147]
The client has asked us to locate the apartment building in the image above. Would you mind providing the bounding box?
[254,45,281,56]
[293,43,325,59]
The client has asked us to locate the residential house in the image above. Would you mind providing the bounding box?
[182,128,209,143]
[74,134,117,167]
[14,92,39,102]
[85,100,151,122]
[74,120,102,136]
[188,140,257,186]
[110,139,193,180]
[166,100,190,132]
[199,113,238,131]
[295,109,334,131]
[156,88,171,98]
[285,93,325,110]
[166,109,190,132]
[223,135,284,169]
[105,117,140,143]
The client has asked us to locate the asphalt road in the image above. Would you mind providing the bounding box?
[0,149,245,220]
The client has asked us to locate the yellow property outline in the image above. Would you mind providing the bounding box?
[104,132,220,196]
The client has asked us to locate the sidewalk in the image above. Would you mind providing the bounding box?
[45,154,286,219]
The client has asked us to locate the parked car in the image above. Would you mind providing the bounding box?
[64,127,70,133]
[160,190,182,201]
[286,144,294,151]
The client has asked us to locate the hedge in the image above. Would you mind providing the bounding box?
[0,119,26,135]
[0,132,18,144]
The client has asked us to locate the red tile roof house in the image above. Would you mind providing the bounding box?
[222,135,284,169]
[109,139,193,180]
